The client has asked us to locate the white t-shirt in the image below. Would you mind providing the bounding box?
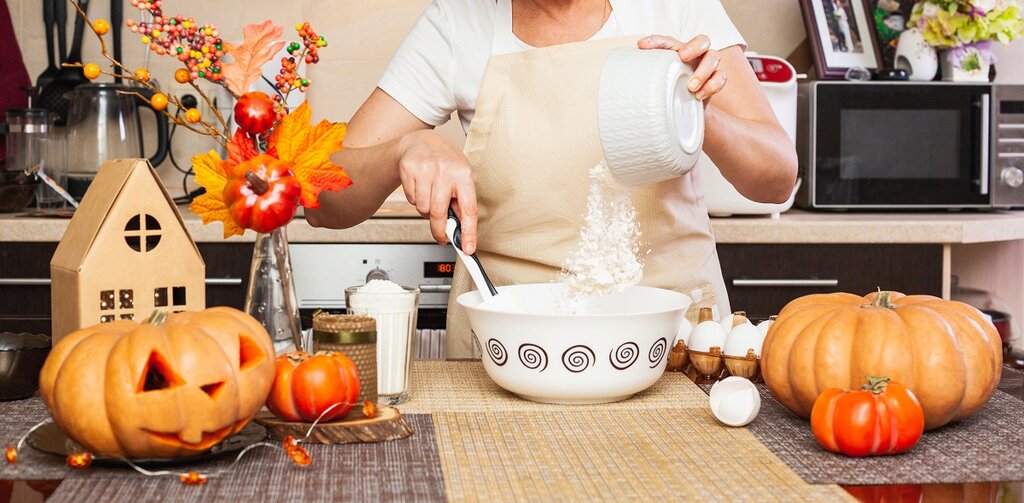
[379,0,747,132]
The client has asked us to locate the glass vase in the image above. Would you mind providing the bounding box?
[245,226,305,355]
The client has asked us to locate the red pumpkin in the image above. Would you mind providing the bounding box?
[38,308,276,458]
[762,291,1002,429]
[223,154,301,233]
[234,91,277,136]
[811,377,924,457]
[266,351,360,422]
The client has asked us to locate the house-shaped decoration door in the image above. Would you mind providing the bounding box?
[50,159,206,343]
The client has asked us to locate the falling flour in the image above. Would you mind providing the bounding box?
[558,161,644,308]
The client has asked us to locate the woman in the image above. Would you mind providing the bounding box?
[307,0,797,358]
[833,0,854,52]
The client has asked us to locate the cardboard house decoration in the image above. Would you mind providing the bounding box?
[50,158,206,343]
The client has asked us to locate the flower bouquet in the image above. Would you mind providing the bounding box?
[72,0,352,352]
[909,0,1024,80]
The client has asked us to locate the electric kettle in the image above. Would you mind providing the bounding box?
[64,83,168,199]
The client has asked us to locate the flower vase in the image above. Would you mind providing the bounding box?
[245,226,305,355]
[941,44,992,82]
[894,28,938,81]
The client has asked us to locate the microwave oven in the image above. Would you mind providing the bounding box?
[797,81,1024,209]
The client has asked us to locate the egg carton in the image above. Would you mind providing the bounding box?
[665,310,776,381]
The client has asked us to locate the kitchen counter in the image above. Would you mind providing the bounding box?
[3,204,1024,244]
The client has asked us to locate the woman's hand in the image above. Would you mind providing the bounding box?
[638,35,726,101]
[397,130,479,253]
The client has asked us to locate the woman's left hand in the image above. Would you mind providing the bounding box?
[638,35,726,101]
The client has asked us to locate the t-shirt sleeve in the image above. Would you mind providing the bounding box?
[681,0,747,52]
[378,1,456,127]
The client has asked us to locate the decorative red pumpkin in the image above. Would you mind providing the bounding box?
[761,291,1002,430]
[266,351,360,422]
[811,377,924,457]
[39,308,276,458]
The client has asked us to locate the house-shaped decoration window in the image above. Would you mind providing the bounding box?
[50,159,206,343]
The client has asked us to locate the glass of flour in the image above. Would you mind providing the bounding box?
[345,280,420,405]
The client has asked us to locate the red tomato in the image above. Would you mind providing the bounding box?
[234,91,277,136]
[811,376,924,457]
[222,154,301,233]
[266,351,360,422]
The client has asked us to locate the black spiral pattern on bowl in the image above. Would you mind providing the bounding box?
[518,344,548,372]
[562,345,596,373]
[487,338,507,366]
[609,342,639,370]
[648,337,667,368]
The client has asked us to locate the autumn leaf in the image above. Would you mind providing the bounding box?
[221,20,285,97]
[188,150,246,238]
[227,129,259,165]
[268,102,351,208]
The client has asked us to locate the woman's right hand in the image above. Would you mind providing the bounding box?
[397,130,478,254]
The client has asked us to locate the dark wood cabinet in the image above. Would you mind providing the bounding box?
[0,242,253,335]
[716,244,944,319]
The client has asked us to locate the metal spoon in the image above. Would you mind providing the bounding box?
[446,207,497,302]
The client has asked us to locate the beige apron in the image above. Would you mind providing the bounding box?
[446,2,730,359]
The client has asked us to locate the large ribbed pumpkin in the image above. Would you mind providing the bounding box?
[761,291,1002,430]
[39,307,275,458]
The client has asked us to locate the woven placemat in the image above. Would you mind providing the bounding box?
[698,374,1024,485]
[47,414,445,503]
[401,361,709,413]
[0,397,71,480]
[431,408,852,502]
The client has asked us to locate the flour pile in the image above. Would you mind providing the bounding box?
[558,162,644,308]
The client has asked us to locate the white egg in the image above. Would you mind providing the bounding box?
[709,376,761,427]
[757,318,775,336]
[688,320,726,353]
[723,323,765,358]
[719,312,753,333]
[675,317,693,347]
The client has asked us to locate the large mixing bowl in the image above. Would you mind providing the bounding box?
[457,283,691,404]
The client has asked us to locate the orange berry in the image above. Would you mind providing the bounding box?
[83,63,101,80]
[92,19,110,35]
[184,108,201,123]
[150,93,169,111]
[134,68,151,83]
[174,68,191,84]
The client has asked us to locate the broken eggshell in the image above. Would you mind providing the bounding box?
[709,376,761,427]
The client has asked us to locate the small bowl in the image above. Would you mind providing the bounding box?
[0,171,40,213]
[458,283,691,404]
[0,333,52,400]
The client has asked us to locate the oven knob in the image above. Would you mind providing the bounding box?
[366,268,389,282]
[1002,167,1024,188]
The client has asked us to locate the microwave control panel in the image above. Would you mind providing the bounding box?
[993,85,1024,207]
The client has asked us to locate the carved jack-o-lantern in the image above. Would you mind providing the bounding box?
[39,307,276,459]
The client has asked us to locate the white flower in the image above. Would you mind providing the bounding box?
[922,2,941,17]
[973,0,998,13]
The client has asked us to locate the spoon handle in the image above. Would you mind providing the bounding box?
[446,207,497,299]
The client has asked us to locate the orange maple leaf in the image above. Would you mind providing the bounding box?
[221,20,285,97]
[268,102,351,208]
[188,150,246,238]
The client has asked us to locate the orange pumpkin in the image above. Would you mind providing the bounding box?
[38,308,276,458]
[761,291,1002,430]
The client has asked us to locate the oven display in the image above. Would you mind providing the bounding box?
[424,261,456,278]
[1001,101,1024,114]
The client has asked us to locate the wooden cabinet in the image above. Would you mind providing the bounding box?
[716,244,944,319]
[0,242,252,336]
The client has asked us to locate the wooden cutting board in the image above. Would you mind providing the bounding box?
[255,406,414,445]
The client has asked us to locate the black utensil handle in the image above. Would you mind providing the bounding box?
[447,207,498,296]
[54,0,67,62]
[67,0,89,63]
[43,0,55,67]
[111,0,122,83]
[131,88,170,167]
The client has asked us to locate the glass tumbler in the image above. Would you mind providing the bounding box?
[345,285,419,405]
[35,134,67,209]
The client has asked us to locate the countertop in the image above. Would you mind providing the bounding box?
[3,201,1024,244]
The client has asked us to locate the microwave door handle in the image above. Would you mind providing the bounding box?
[979,93,991,196]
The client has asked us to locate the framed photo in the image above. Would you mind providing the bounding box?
[800,0,884,79]
[870,0,917,68]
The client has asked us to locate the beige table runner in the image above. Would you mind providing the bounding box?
[404,362,853,502]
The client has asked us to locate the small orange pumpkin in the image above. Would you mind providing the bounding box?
[761,291,1002,430]
[39,307,276,458]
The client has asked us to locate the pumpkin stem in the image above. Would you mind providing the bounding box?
[870,290,896,309]
[145,310,168,326]
[862,376,890,394]
[245,170,270,195]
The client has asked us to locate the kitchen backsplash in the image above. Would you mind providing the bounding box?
[9,0,1024,198]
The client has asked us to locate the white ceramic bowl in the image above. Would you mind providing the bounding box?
[457,283,691,404]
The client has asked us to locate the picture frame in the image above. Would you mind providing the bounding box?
[869,0,917,69]
[800,0,885,79]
